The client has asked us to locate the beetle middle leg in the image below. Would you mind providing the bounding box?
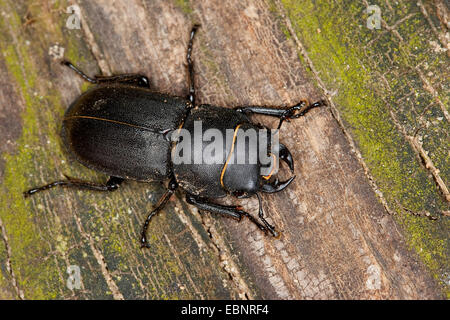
[186,194,278,237]
[61,60,150,88]
[23,175,124,197]
[140,176,178,248]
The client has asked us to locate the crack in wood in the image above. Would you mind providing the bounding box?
[417,0,450,58]
[0,216,24,299]
[416,68,450,123]
[273,0,396,218]
[196,208,253,300]
[388,108,450,202]
[162,233,205,299]
[72,211,124,300]
[1,0,445,299]
[379,3,449,124]
[282,0,449,206]
[370,0,450,204]
[77,0,112,75]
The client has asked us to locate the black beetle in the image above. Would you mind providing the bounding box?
[24,26,325,247]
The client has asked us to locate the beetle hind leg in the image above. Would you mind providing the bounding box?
[23,175,124,197]
[140,176,178,248]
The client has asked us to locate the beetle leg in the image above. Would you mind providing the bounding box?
[256,193,279,237]
[61,60,150,88]
[234,99,326,129]
[186,194,241,220]
[23,176,123,197]
[186,25,200,106]
[276,100,326,129]
[140,176,178,248]
[185,194,274,236]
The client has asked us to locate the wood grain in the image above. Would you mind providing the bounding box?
[0,0,446,299]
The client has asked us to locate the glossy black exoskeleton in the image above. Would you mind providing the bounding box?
[24,26,326,247]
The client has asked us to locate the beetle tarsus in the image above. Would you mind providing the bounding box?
[277,99,326,129]
[256,193,279,237]
[234,99,327,129]
[187,25,200,106]
[239,211,271,234]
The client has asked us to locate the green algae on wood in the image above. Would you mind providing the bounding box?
[1,0,446,300]
[0,0,246,299]
[278,0,449,295]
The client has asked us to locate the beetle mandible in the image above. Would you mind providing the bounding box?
[24,26,326,247]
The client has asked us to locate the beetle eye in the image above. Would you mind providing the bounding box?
[139,76,149,87]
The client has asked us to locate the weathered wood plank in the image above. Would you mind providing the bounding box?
[0,0,241,300]
[276,0,449,296]
[0,0,446,299]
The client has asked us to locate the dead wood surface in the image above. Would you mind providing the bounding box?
[0,0,447,299]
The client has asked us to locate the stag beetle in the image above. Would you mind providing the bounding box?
[24,26,326,247]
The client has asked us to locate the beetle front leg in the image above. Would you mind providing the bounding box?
[23,175,124,197]
[185,194,274,236]
[61,60,150,88]
[235,99,326,129]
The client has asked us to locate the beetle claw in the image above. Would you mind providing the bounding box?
[272,229,282,239]
[260,176,296,193]
[140,231,151,248]
[278,143,294,173]
[140,238,151,249]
